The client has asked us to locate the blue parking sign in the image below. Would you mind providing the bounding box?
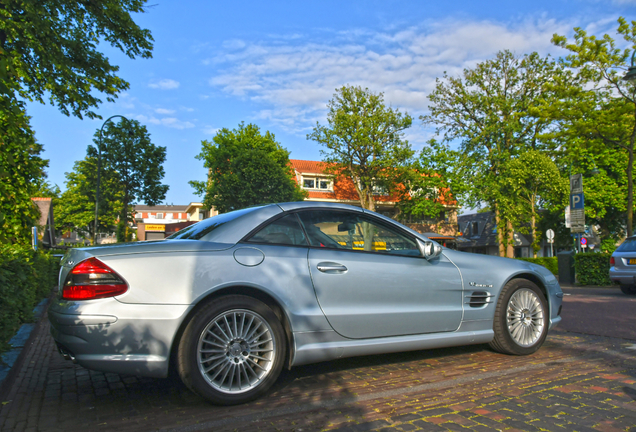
[570,193,584,210]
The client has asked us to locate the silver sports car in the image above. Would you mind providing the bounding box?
[49,202,563,405]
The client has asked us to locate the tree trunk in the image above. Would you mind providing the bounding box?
[531,205,537,258]
[496,208,506,257]
[506,220,514,258]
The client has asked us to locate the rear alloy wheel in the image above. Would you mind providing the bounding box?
[619,284,636,295]
[177,296,285,405]
[489,279,548,355]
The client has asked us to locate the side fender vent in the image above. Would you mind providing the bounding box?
[466,291,492,308]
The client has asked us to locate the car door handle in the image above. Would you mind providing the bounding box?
[317,262,348,273]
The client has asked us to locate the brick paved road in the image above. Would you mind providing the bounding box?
[1,309,635,431]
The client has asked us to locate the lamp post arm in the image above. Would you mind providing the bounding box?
[93,115,130,245]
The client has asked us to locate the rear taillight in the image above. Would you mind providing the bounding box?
[62,257,128,300]
[610,256,615,266]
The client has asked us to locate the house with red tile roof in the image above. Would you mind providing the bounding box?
[289,159,459,236]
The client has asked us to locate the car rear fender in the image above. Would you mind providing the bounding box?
[169,285,296,371]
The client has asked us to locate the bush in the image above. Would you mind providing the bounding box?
[574,253,611,286]
[0,245,60,352]
[516,257,558,275]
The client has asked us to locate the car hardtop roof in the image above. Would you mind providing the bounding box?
[276,201,364,212]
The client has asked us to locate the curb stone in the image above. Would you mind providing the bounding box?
[0,298,50,394]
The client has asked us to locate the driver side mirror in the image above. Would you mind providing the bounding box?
[417,238,443,260]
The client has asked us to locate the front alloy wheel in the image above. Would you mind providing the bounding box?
[490,280,548,355]
[505,288,545,347]
[178,296,285,405]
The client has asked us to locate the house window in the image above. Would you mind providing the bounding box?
[302,177,332,191]
[148,214,156,219]
[372,184,387,196]
[135,212,143,219]
[156,213,164,219]
[166,213,173,219]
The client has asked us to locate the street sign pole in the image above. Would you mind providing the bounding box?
[569,174,585,252]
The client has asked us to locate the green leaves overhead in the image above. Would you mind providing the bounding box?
[191,123,306,213]
[308,85,413,211]
[0,0,153,119]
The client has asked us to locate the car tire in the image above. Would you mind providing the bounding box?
[177,295,286,405]
[619,284,636,295]
[489,279,548,356]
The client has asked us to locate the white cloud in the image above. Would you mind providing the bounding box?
[206,16,618,141]
[148,79,180,90]
[135,114,195,129]
[155,108,176,114]
[202,125,219,135]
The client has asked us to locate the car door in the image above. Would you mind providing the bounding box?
[297,209,463,339]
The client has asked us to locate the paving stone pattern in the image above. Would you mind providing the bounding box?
[0,311,635,432]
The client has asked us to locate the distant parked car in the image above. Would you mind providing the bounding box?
[49,202,563,405]
[610,236,636,295]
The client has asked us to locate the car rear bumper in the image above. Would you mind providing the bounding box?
[609,268,636,286]
[48,298,190,378]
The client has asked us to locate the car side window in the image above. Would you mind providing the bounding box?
[247,214,308,246]
[297,210,420,256]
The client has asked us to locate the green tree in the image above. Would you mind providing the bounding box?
[550,17,636,236]
[0,0,153,119]
[191,123,306,213]
[56,157,122,241]
[0,101,47,244]
[307,85,414,212]
[499,150,568,257]
[421,51,565,257]
[395,141,459,222]
[0,0,153,245]
[89,120,168,242]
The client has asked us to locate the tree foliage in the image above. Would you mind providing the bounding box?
[0,0,153,245]
[308,85,414,211]
[499,150,568,256]
[395,141,458,221]
[56,157,122,240]
[191,123,306,213]
[550,17,636,236]
[421,50,565,256]
[88,119,168,241]
[0,100,47,244]
[0,0,153,119]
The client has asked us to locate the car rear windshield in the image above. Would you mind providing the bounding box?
[616,238,636,252]
[166,207,259,240]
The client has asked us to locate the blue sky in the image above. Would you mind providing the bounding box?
[27,0,636,204]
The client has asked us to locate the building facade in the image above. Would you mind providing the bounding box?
[290,159,459,236]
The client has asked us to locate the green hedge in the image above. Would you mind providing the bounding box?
[574,253,612,286]
[516,257,558,276]
[0,245,60,352]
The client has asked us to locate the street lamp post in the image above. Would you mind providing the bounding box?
[623,49,636,81]
[93,115,130,245]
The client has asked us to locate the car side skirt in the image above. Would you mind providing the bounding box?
[291,326,494,367]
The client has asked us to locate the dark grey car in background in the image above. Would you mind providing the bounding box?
[49,202,563,405]
[610,236,636,295]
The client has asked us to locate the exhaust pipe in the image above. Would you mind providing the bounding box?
[56,343,77,363]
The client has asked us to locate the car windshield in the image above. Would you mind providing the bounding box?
[616,238,636,252]
[166,207,259,240]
